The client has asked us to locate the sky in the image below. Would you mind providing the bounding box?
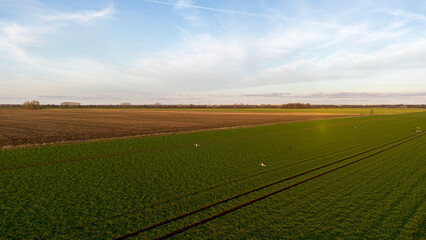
[0,0,425,105]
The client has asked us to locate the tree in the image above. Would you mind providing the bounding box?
[22,100,42,110]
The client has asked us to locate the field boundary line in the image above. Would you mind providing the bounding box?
[113,132,423,240]
[0,116,380,172]
[0,115,359,151]
[151,132,425,240]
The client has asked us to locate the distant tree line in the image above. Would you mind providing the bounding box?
[0,103,424,109]
[280,103,312,109]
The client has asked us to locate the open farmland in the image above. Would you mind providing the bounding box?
[0,112,424,239]
[0,109,353,147]
[123,107,426,115]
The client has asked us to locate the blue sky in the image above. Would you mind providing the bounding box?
[0,0,425,104]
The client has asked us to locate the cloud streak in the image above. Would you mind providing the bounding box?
[172,0,206,27]
[378,8,426,22]
[42,5,115,22]
[0,3,115,66]
[143,0,288,19]
[0,22,49,65]
[294,92,426,99]
[209,92,426,99]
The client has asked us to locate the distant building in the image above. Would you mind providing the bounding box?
[121,102,131,107]
[60,102,81,107]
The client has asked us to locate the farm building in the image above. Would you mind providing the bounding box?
[60,102,81,107]
[121,102,131,107]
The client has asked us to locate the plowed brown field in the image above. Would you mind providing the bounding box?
[0,109,355,147]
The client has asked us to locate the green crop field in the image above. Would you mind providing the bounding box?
[0,112,425,239]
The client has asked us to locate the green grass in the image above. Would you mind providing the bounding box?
[0,112,425,239]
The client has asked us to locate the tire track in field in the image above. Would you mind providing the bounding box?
[50,139,372,236]
[0,118,393,172]
[113,132,424,240]
[150,132,425,240]
[47,127,404,237]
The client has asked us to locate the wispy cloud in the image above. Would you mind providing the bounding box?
[0,22,49,65]
[209,92,426,99]
[143,0,329,25]
[143,0,284,19]
[294,92,426,99]
[172,0,206,27]
[378,8,426,22]
[174,0,192,9]
[37,95,76,99]
[131,20,426,91]
[0,3,115,66]
[42,4,115,22]
[209,93,291,98]
[241,93,292,98]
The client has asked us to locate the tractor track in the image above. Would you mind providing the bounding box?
[153,132,425,240]
[51,136,383,236]
[113,132,424,240]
